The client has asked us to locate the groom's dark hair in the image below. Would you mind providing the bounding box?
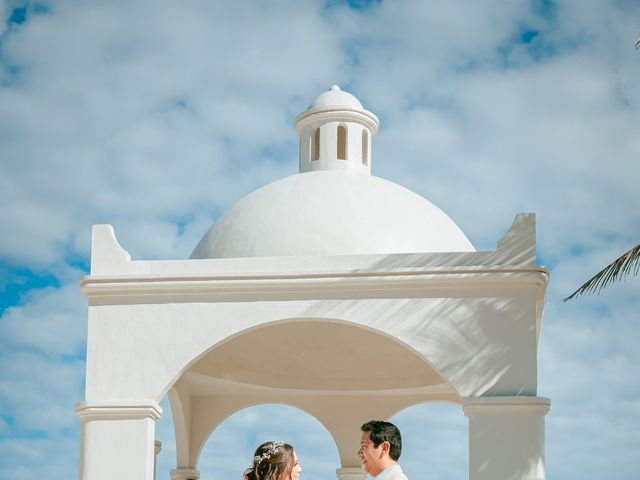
[361,420,402,461]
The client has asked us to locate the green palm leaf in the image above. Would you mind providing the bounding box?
[563,243,640,302]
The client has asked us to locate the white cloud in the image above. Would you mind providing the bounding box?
[0,434,80,480]
[0,279,86,355]
[0,0,345,266]
[0,351,85,431]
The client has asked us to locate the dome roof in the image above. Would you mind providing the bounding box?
[294,84,379,138]
[308,84,364,111]
[190,170,475,259]
[192,86,474,260]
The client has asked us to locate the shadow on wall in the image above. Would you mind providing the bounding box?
[299,292,537,398]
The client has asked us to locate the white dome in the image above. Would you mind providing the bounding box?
[191,170,475,259]
[308,84,364,111]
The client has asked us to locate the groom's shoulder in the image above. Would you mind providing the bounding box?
[391,473,409,480]
[390,466,409,480]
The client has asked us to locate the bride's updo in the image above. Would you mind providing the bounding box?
[243,441,295,480]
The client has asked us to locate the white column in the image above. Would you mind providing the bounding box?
[154,440,162,480]
[170,468,200,480]
[76,400,162,480]
[463,396,550,480]
[336,467,366,480]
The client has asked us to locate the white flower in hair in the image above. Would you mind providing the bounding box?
[253,441,284,466]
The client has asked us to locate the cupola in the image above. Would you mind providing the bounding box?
[190,85,475,259]
[294,85,379,174]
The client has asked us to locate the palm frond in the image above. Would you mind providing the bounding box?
[563,242,640,302]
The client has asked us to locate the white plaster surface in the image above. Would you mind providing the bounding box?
[79,213,548,478]
[464,397,550,480]
[191,170,475,259]
[308,85,364,111]
[84,295,540,401]
[78,417,156,480]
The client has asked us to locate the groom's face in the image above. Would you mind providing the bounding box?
[358,431,386,476]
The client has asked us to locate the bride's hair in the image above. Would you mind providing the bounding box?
[243,441,295,480]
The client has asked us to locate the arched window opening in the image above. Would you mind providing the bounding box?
[196,404,339,479]
[337,125,347,160]
[362,130,369,166]
[312,128,320,161]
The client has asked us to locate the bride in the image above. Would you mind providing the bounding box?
[243,441,302,480]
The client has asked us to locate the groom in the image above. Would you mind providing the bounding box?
[357,420,409,480]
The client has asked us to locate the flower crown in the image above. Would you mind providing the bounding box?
[253,441,284,467]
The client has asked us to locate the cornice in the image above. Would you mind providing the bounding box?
[75,400,162,421]
[294,108,379,134]
[80,265,549,303]
[463,396,551,416]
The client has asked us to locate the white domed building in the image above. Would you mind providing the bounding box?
[77,86,550,480]
[192,85,474,260]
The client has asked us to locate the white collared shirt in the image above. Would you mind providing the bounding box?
[372,463,401,480]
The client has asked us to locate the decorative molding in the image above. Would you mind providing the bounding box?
[463,396,550,416]
[497,213,536,265]
[170,468,200,480]
[81,267,549,302]
[336,467,366,480]
[91,224,131,274]
[75,400,162,421]
[295,109,379,135]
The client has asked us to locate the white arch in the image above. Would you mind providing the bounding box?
[159,316,462,402]
[193,402,338,468]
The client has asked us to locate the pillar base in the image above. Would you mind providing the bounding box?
[336,467,366,480]
[170,468,200,480]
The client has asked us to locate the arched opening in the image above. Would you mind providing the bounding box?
[362,129,369,165]
[158,317,463,406]
[390,402,467,480]
[337,125,347,160]
[158,318,462,477]
[197,404,339,479]
[312,128,320,161]
[157,398,467,480]
[183,320,452,392]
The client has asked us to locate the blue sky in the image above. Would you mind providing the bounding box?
[0,0,639,479]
